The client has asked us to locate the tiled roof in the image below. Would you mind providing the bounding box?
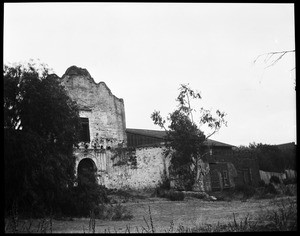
[126,128,235,148]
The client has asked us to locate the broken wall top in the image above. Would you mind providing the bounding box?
[60,65,127,147]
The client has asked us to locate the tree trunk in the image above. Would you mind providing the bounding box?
[192,159,210,192]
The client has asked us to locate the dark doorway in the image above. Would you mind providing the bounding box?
[77,158,97,186]
[211,169,222,191]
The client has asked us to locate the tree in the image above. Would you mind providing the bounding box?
[4,61,82,215]
[253,49,295,70]
[235,142,295,173]
[249,143,292,173]
[151,84,227,191]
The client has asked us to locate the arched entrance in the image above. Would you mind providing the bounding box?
[77,158,97,186]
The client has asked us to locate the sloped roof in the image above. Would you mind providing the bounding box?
[275,142,296,150]
[126,128,235,148]
[126,128,166,139]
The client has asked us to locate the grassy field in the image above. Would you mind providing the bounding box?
[5,195,297,233]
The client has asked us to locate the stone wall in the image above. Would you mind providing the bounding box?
[75,146,170,190]
[61,66,127,148]
[106,146,170,189]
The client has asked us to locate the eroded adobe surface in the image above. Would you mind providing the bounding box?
[61,66,127,148]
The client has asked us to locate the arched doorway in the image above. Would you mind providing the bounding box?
[77,158,97,186]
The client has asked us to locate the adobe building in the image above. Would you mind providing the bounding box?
[60,66,260,191]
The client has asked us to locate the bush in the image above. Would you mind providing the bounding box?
[264,183,278,195]
[283,178,296,185]
[284,184,297,196]
[261,198,297,231]
[153,178,171,198]
[155,188,169,198]
[269,176,281,184]
[59,182,109,217]
[168,190,185,201]
[235,184,256,198]
[258,179,266,187]
[160,178,171,190]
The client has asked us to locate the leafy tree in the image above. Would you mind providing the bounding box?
[151,84,227,191]
[235,142,295,173]
[4,61,82,215]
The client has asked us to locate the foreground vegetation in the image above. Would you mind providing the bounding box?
[5,196,297,233]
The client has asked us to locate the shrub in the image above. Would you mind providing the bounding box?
[235,184,256,198]
[168,190,185,201]
[258,179,266,187]
[155,188,169,198]
[269,176,281,184]
[283,178,296,185]
[160,178,171,190]
[284,184,297,196]
[59,183,109,217]
[264,183,278,195]
[260,198,297,231]
[153,178,171,198]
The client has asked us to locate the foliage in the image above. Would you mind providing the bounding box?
[258,198,297,231]
[168,190,185,201]
[258,179,266,187]
[283,178,296,185]
[264,183,279,195]
[235,142,296,173]
[154,188,185,201]
[4,61,82,216]
[269,176,281,184]
[111,147,137,169]
[234,184,256,198]
[153,177,171,198]
[151,84,227,190]
[60,169,109,217]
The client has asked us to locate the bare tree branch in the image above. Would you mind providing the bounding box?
[253,50,295,69]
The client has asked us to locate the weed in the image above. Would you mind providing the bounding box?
[165,220,174,233]
[261,198,297,231]
[176,213,259,232]
[89,210,96,233]
[148,205,155,233]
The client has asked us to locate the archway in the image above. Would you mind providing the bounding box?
[77,158,97,186]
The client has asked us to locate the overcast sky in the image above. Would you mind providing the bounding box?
[4,3,296,146]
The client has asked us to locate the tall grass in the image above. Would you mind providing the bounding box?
[257,197,297,231]
[5,198,297,233]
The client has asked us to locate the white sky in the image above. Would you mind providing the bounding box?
[3,3,296,146]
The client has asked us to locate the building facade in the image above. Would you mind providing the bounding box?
[60,66,260,191]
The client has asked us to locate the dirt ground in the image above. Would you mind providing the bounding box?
[29,195,294,233]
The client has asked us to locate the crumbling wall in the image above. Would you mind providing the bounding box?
[74,146,170,190]
[61,66,127,148]
[105,146,169,189]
